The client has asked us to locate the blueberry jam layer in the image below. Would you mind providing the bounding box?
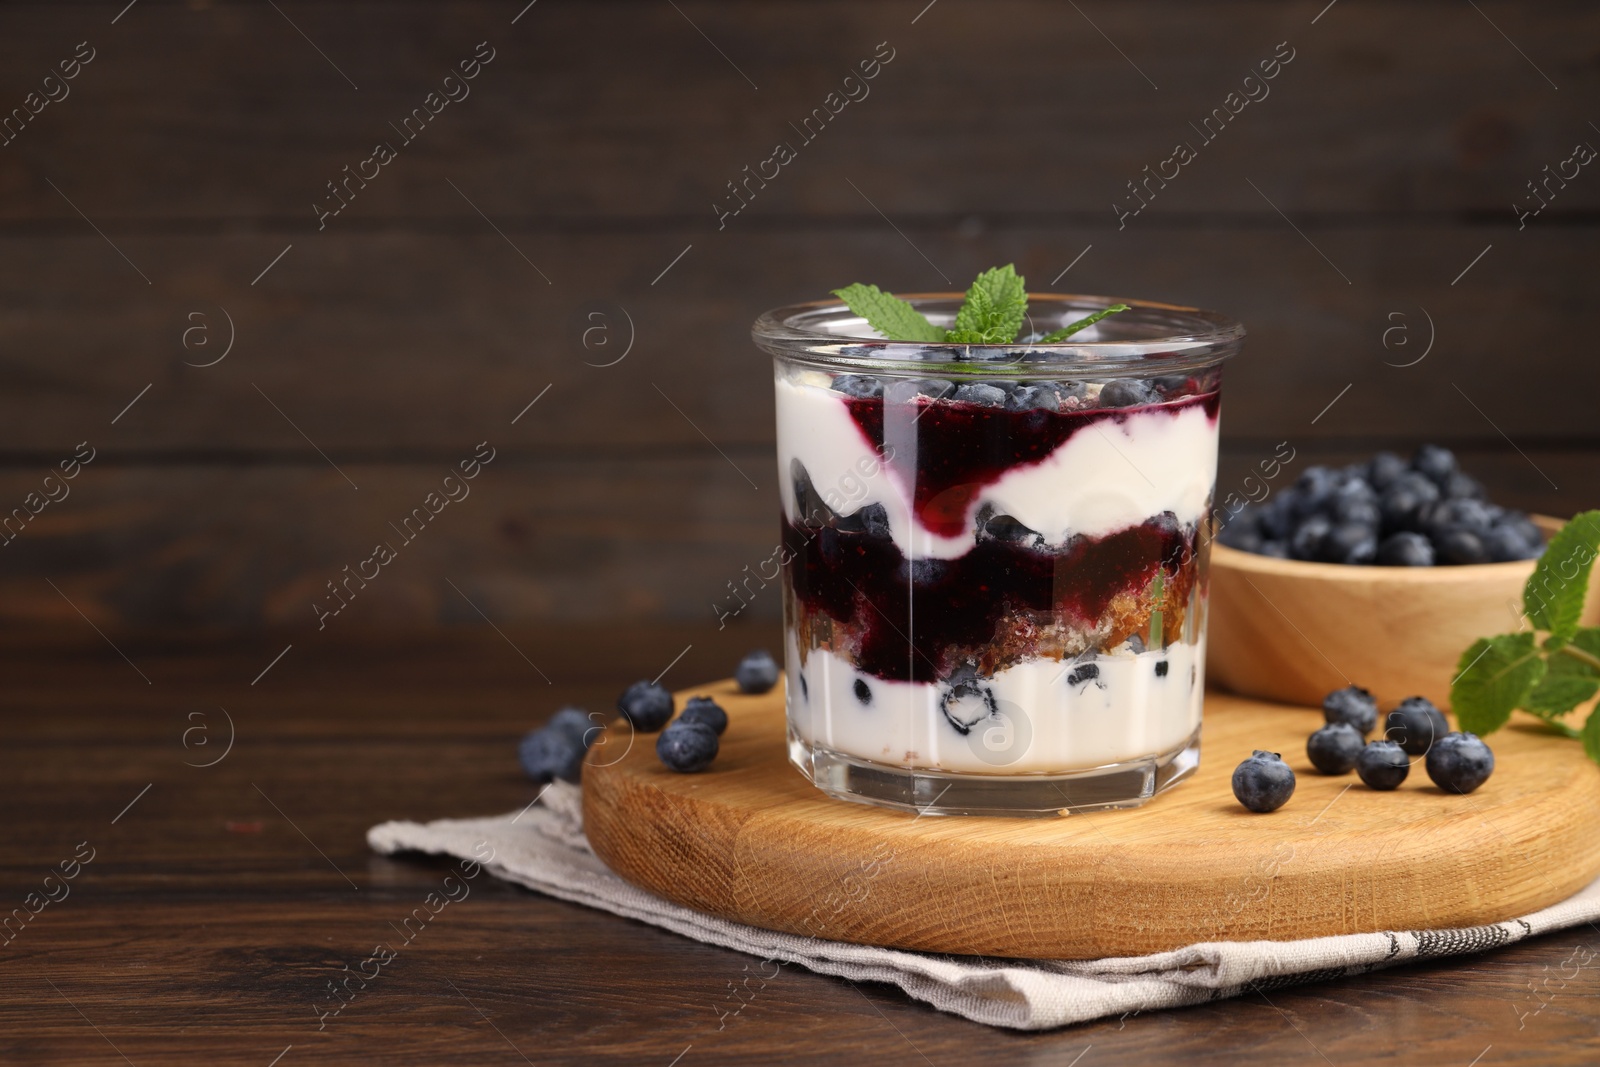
[845,389,1221,539]
[781,508,1202,684]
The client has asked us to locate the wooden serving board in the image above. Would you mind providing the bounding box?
[582,682,1600,959]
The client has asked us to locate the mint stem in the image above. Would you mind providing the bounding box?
[1559,643,1600,673]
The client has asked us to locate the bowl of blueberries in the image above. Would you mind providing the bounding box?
[1207,444,1597,710]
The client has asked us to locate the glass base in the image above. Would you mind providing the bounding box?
[788,725,1202,817]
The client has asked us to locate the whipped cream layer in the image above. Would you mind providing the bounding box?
[786,640,1204,774]
[775,376,1221,560]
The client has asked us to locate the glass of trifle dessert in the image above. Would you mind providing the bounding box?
[751,266,1243,816]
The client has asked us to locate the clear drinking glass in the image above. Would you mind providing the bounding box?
[751,294,1244,816]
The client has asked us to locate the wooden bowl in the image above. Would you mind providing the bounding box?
[1206,516,1599,710]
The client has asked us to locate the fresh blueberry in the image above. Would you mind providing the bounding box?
[1256,495,1296,540]
[1411,444,1457,487]
[734,649,780,694]
[1006,384,1060,412]
[1377,531,1435,566]
[1256,540,1290,559]
[1500,512,1543,548]
[1484,524,1542,562]
[1331,495,1382,529]
[519,727,586,784]
[1356,740,1411,790]
[885,378,955,403]
[617,680,675,731]
[1232,751,1296,812]
[1323,685,1379,734]
[1290,515,1333,561]
[1318,521,1378,564]
[1098,379,1158,408]
[1307,722,1365,775]
[657,720,719,773]
[1027,379,1088,403]
[1218,520,1263,552]
[1154,659,1169,676]
[1425,732,1495,794]
[1332,476,1379,506]
[951,382,1008,408]
[1443,471,1485,500]
[679,696,728,735]
[853,678,872,705]
[832,374,883,400]
[939,668,997,735]
[1428,498,1497,537]
[1151,373,1190,396]
[1366,451,1408,491]
[548,707,599,749]
[1291,467,1340,518]
[1433,528,1490,565]
[1385,697,1449,754]
[1380,475,1442,533]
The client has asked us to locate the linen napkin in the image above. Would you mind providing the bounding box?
[368,783,1600,1030]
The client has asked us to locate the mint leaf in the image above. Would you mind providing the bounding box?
[1527,626,1600,715]
[1525,673,1600,717]
[1585,706,1600,764]
[950,264,1028,345]
[1037,303,1131,344]
[1451,631,1547,735]
[1523,510,1600,645]
[831,283,946,343]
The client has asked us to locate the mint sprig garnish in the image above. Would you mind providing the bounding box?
[830,264,1128,345]
[947,265,1029,344]
[1450,510,1600,762]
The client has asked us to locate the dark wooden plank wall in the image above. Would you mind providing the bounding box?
[1,0,1596,631]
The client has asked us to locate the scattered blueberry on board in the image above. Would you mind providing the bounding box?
[657,720,720,773]
[1321,684,1378,735]
[1231,751,1296,812]
[617,680,675,731]
[679,695,729,735]
[518,706,600,784]
[1306,722,1364,775]
[1384,696,1449,755]
[1238,685,1496,809]
[1355,740,1411,790]
[1218,445,1545,566]
[649,650,780,773]
[1425,732,1496,794]
[735,649,780,694]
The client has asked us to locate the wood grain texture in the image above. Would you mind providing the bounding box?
[583,680,1600,959]
[3,630,1600,1064]
[1,227,1597,451]
[1208,516,1600,708]
[3,2,1600,221]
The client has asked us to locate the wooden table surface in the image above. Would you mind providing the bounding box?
[3,623,1597,1066]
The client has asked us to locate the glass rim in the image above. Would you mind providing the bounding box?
[752,292,1244,376]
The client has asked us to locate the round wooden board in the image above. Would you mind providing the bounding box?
[582,682,1600,959]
